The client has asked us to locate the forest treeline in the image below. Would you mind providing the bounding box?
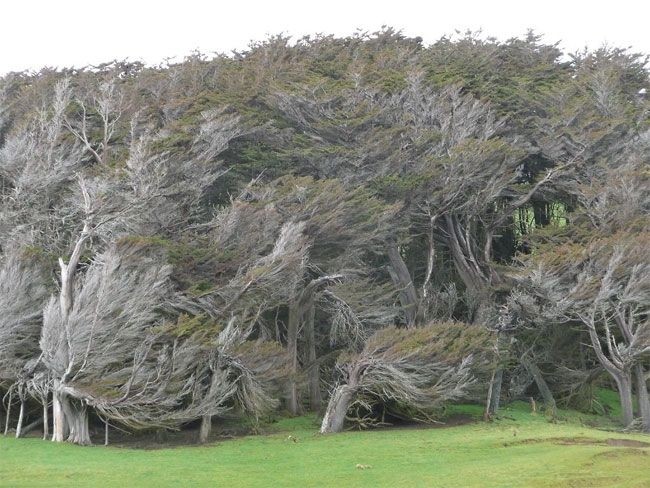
[0,29,648,445]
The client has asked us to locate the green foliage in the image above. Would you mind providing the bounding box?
[171,314,223,339]
[512,202,569,239]
[362,321,491,364]
[369,173,425,201]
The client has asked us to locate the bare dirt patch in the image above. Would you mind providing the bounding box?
[605,438,650,448]
[506,436,650,448]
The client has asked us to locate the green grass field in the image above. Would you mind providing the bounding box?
[1,401,649,487]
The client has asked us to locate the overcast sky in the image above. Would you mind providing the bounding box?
[1,0,648,75]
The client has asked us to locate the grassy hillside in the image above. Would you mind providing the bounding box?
[1,402,649,487]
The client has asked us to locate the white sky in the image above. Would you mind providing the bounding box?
[1,0,648,75]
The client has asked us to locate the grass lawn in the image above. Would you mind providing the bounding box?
[1,401,649,487]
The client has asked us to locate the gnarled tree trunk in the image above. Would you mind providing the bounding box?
[51,225,92,445]
[444,215,490,302]
[386,244,418,328]
[18,418,43,437]
[63,397,90,445]
[51,386,68,442]
[614,373,634,428]
[321,364,362,434]
[320,385,356,434]
[53,389,90,445]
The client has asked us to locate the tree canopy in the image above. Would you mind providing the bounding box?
[0,29,648,443]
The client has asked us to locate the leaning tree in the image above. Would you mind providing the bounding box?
[172,208,310,441]
[40,240,193,444]
[256,175,399,413]
[513,140,650,430]
[320,321,492,433]
[0,249,50,437]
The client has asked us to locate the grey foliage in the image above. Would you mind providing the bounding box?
[0,250,50,383]
[38,241,212,435]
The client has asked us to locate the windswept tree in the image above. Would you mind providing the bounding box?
[265,62,579,422]
[0,30,648,446]
[0,78,85,250]
[151,189,313,438]
[181,319,290,443]
[517,235,649,431]
[270,75,559,335]
[573,237,649,430]
[32,97,245,443]
[44,210,300,446]
[41,240,183,444]
[0,249,50,437]
[513,142,650,430]
[243,176,399,413]
[320,322,492,433]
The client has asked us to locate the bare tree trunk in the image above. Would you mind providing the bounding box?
[320,385,356,434]
[484,333,502,420]
[53,390,89,445]
[104,419,109,446]
[4,389,12,435]
[585,324,635,429]
[635,365,650,433]
[42,400,49,440]
[63,397,90,445]
[52,227,89,443]
[15,400,25,439]
[19,418,43,437]
[614,373,634,428]
[51,387,68,442]
[59,260,74,318]
[305,297,321,411]
[421,215,438,299]
[444,215,489,301]
[58,225,88,317]
[521,357,557,417]
[488,368,503,414]
[387,244,418,328]
[287,300,300,415]
[199,415,211,444]
[484,367,497,421]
